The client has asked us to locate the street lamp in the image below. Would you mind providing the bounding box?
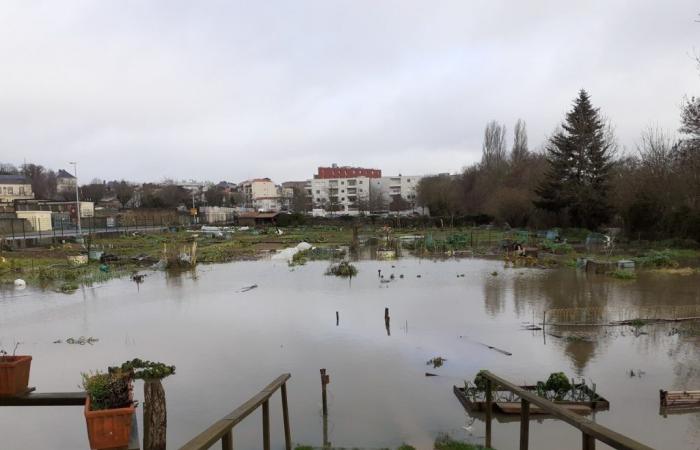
[69,161,82,241]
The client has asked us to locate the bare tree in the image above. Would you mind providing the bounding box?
[368,183,387,213]
[481,120,507,171]
[511,119,529,163]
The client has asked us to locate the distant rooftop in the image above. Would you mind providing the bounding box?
[0,174,30,184]
[57,169,75,179]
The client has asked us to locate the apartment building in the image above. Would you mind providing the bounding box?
[309,176,370,215]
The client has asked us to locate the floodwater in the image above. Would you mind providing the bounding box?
[1,258,699,450]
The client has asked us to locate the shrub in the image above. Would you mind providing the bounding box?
[325,261,357,277]
[82,371,133,411]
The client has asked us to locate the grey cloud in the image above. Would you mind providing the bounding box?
[0,0,698,182]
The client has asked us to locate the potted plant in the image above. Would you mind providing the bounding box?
[82,369,135,450]
[0,343,32,396]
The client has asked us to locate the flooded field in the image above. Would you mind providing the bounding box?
[1,257,699,449]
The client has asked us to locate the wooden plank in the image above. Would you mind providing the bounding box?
[0,391,86,406]
[481,371,654,450]
[179,374,290,450]
[496,402,592,415]
[281,383,291,450]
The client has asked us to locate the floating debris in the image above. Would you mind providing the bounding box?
[425,372,439,377]
[238,284,258,293]
[57,336,99,345]
[427,356,447,368]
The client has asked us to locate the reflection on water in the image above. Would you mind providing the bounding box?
[1,258,699,450]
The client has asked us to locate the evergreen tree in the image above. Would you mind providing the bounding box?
[535,90,613,229]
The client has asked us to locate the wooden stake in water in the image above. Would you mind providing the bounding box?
[320,368,329,416]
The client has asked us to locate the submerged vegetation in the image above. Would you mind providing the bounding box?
[325,261,358,277]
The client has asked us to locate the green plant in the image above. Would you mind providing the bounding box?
[544,372,572,400]
[426,356,447,368]
[325,261,357,277]
[59,281,79,292]
[110,359,175,380]
[434,434,489,450]
[82,370,133,411]
[610,269,636,280]
[397,445,416,450]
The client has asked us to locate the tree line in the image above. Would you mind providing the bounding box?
[417,87,700,242]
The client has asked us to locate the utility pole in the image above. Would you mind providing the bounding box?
[69,161,82,242]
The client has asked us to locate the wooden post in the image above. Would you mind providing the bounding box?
[485,379,492,448]
[582,432,595,450]
[221,431,233,450]
[262,399,270,450]
[385,308,390,336]
[281,382,292,450]
[143,379,167,450]
[320,368,328,416]
[336,311,339,326]
[520,398,530,450]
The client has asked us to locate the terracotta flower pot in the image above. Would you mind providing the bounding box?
[84,397,135,450]
[0,355,32,396]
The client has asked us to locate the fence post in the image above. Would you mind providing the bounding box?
[520,399,530,450]
[281,382,292,450]
[582,432,595,450]
[485,379,492,448]
[11,219,15,241]
[221,431,233,450]
[262,400,270,450]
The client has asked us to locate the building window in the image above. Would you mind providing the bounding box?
[359,181,363,184]
[341,197,345,201]
[8,187,13,194]
[316,190,320,194]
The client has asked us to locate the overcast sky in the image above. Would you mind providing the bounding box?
[1,1,699,184]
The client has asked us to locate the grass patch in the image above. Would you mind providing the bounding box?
[434,434,491,450]
[610,269,636,280]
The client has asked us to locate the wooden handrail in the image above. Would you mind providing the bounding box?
[480,371,655,450]
[179,373,292,450]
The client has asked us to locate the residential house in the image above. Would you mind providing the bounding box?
[56,169,77,194]
[0,175,34,203]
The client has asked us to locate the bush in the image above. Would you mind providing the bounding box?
[82,371,132,411]
[325,261,357,277]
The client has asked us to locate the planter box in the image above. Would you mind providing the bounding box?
[0,355,32,396]
[84,397,135,450]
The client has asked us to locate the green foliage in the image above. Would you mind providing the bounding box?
[610,269,636,280]
[82,371,133,411]
[632,250,679,268]
[434,434,489,450]
[397,445,416,450]
[535,90,613,229]
[544,372,572,400]
[473,370,491,391]
[426,357,446,368]
[59,281,79,292]
[111,358,175,380]
[325,261,357,277]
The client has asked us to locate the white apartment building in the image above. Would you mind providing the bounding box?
[369,175,422,211]
[239,178,281,211]
[309,176,370,215]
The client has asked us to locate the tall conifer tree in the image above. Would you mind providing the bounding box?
[535,90,613,228]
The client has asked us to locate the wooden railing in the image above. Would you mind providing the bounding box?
[179,373,292,450]
[480,371,655,450]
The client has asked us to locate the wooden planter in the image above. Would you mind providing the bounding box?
[0,355,32,396]
[84,397,135,450]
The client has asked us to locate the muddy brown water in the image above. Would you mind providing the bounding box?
[1,258,699,450]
